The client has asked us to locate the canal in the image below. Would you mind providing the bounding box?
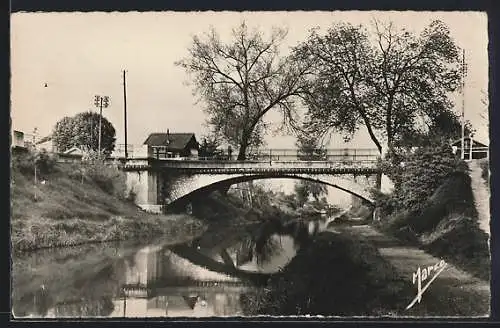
[11,211,490,318]
[12,214,317,318]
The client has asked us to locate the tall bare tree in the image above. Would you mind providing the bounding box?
[176,22,309,160]
[295,20,462,153]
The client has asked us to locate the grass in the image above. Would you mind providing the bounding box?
[479,159,489,186]
[377,171,490,281]
[11,160,207,254]
[240,230,416,317]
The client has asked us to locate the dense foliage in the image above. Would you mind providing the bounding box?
[198,135,227,159]
[378,143,468,215]
[294,133,328,206]
[12,149,57,177]
[83,160,127,199]
[479,159,489,185]
[52,111,116,156]
[294,20,465,153]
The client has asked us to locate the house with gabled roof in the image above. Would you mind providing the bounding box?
[143,130,199,159]
[36,135,58,153]
[451,136,488,160]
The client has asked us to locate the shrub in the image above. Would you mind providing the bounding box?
[66,162,86,182]
[12,149,57,176]
[126,189,136,202]
[84,160,127,198]
[36,149,57,174]
[479,159,489,185]
[381,143,468,214]
[372,190,398,217]
[12,152,35,174]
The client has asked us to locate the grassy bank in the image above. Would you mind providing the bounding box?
[377,171,490,281]
[11,158,206,254]
[240,230,416,316]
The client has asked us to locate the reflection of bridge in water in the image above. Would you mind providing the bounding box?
[12,218,321,318]
[122,147,382,213]
[113,220,311,317]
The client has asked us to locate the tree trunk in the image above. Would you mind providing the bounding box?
[237,141,249,161]
[366,123,383,154]
[357,107,383,154]
[375,173,382,191]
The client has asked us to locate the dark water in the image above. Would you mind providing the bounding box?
[12,217,323,318]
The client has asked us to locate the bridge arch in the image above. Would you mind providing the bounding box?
[165,173,376,207]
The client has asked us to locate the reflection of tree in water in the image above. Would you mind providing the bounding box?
[13,252,129,318]
[72,263,124,297]
[255,235,283,266]
[12,241,136,318]
[13,286,53,318]
[49,263,122,317]
[232,219,313,267]
[53,297,114,317]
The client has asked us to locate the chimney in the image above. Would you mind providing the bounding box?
[166,129,170,145]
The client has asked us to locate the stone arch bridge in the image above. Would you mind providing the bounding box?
[123,158,382,214]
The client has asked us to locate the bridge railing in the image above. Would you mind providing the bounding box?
[198,148,380,162]
[112,144,149,159]
[116,145,381,163]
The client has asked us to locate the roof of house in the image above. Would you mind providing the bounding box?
[63,147,84,155]
[36,135,52,145]
[451,137,488,148]
[144,133,198,150]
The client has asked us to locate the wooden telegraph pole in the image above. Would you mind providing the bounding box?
[33,127,38,200]
[123,70,128,158]
[94,95,110,157]
[461,49,467,160]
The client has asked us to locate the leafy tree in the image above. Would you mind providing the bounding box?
[198,134,222,158]
[52,111,116,156]
[393,105,475,148]
[294,182,310,208]
[294,20,462,153]
[294,133,328,206]
[296,133,327,160]
[380,143,468,214]
[176,21,309,160]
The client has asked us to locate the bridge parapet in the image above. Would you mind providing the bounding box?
[122,150,382,212]
[123,159,380,173]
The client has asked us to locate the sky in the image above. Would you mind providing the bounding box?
[11,11,489,150]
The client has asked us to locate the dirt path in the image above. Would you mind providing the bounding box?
[468,160,491,236]
[337,224,490,317]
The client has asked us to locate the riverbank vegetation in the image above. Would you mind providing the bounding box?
[479,158,489,186]
[374,145,490,281]
[241,229,417,316]
[11,151,206,254]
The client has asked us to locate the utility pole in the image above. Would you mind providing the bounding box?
[461,49,467,160]
[94,95,110,157]
[33,127,38,200]
[123,70,128,158]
